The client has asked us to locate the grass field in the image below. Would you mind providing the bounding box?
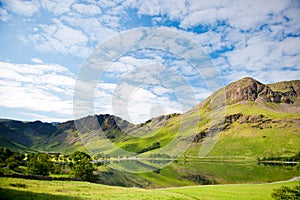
[0,177,299,199]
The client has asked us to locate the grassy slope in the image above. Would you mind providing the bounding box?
[132,99,300,187]
[202,102,300,158]
[267,80,300,93]
[0,177,299,200]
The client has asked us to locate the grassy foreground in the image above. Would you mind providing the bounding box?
[0,177,299,200]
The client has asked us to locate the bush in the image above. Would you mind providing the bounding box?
[271,183,300,200]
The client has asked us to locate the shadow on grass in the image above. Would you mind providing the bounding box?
[0,188,82,200]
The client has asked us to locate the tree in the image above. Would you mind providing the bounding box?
[27,153,54,176]
[69,151,95,182]
[271,184,300,200]
[6,156,20,170]
[0,148,13,162]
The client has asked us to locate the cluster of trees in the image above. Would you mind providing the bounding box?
[0,148,96,182]
[259,151,300,162]
[0,148,25,171]
[258,151,300,170]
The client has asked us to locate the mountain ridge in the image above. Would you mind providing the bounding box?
[0,77,299,155]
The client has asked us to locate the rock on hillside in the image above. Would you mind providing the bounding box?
[225,77,298,104]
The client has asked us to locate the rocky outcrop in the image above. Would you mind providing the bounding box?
[225,77,298,104]
[193,113,244,143]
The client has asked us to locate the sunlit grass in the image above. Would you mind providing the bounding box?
[0,177,299,200]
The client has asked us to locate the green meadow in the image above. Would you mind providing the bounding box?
[0,177,299,200]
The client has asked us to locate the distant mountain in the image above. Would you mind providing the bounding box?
[0,77,299,158]
[0,119,59,151]
[0,114,133,153]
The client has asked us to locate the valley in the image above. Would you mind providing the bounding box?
[0,77,299,197]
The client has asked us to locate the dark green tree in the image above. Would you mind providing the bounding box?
[27,153,54,176]
[69,151,95,182]
[0,148,13,162]
[6,156,20,170]
[271,183,300,200]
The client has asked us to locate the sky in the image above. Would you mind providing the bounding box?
[0,0,299,123]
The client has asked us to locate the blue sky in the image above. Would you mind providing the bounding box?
[0,0,299,123]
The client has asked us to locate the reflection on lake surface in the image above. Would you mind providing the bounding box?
[92,158,298,179]
[92,158,299,188]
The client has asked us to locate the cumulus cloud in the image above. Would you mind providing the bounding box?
[121,0,300,82]
[29,19,91,58]
[72,3,101,15]
[110,82,182,124]
[40,0,74,15]
[2,0,40,16]
[0,61,75,121]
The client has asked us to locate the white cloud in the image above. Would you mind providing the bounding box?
[94,0,118,9]
[60,15,117,43]
[72,3,101,15]
[0,8,10,21]
[17,112,71,123]
[40,0,74,15]
[127,87,182,123]
[55,22,88,44]
[30,19,91,58]
[31,58,43,64]
[1,0,299,123]
[0,61,75,118]
[2,0,40,16]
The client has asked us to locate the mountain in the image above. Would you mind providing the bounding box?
[0,77,299,157]
[1,77,299,188]
[0,119,59,152]
[0,114,132,153]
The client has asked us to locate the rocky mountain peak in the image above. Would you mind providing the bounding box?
[225,77,297,104]
[56,114,132,134]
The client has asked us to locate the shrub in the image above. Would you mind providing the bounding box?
[271,183,300,200]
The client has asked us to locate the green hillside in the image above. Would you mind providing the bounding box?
[0,77,299,187]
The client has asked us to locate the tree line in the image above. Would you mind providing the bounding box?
[0,148,96,182]
[259,151,300,162]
